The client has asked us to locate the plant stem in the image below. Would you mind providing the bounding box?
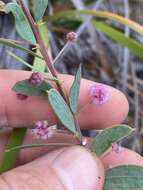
[18,0,65,98]
[6,142,76,152]
[18,0,82,143]
[53,42,69,65]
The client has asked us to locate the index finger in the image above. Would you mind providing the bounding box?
[0,70,129,129]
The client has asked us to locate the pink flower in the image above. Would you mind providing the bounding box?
[29,72,43,85]
[31,120,57,140]
[89,84,110,105]
[67,32,77,42]
[16,93,28,100]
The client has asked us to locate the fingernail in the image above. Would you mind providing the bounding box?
[52,146,103,190]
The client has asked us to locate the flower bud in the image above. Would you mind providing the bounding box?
[67,32,77,42]
[29,72,43,85]
[16,93,28,100]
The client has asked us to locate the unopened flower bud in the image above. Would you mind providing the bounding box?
[29,72,43,85]
[16,93,28,100]
[67,32,77,42]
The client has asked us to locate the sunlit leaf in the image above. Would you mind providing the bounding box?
[13,79,52,97]
[48,89,76,133]
[5,3,36,44]
[33,0,48,21]
[33,24,49,72]
[91,125,134,156]
[104,165,143,190]
[69,64,81,114]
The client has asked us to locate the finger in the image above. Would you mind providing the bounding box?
[0,70,129,129]
[101,147,143,169]
[0,146,104,190]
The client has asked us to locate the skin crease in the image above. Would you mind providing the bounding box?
[0,70,142,190]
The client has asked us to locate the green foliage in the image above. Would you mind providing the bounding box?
[69,64,81,114]
[45,10,143,59]
[45,10,143,35]
[104,165,143,190]
[0,128,27,173]
[91,125,134,156]
[33,24,49,72]
[48,89,76,133]
[5,2,36,44]
[0,38,43,59]
[93,21,143,59]
[13,79,53,97]
[33,0,49,21]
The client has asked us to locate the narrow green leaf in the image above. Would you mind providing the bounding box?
[104,165,143,190]
[69,64,81,114]
[5,3,36,44]
[8,51,34,70]
[33,0,48,21]
[45,10,143,35]
[48,89,76,133]
[33,24,49,72]
[0,128,27,173]
[91,125,134,156]
[13,79,52,97]
[0,38,43,59]
[6,143,74,152]
[92,21,143,59]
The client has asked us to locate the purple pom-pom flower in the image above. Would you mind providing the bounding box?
[89,84,110,105]
[31,120,57,140]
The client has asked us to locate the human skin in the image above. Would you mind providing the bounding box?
[0,70,143,190]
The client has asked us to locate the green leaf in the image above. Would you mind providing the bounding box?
[33,0,48,21]
[45,10,143,35]
[69,64,81,114]
[92,21,143,60]
[0,38,43,59]
[48,89,76,133]
[33,24,49,72]
[91,125,134,156]
[13,79,52,97]
[104,165,143,190]
[5,3,36,44]
[8,51,34,70]
[0,128,27,173]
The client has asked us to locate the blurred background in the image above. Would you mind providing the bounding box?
[0,0,143,154]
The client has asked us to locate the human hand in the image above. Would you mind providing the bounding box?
[0,70,142,190]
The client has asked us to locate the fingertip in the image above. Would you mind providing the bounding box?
[101,147,143,169]
[77,78,129,129]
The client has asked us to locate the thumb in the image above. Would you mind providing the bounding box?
[0,146,104,190]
